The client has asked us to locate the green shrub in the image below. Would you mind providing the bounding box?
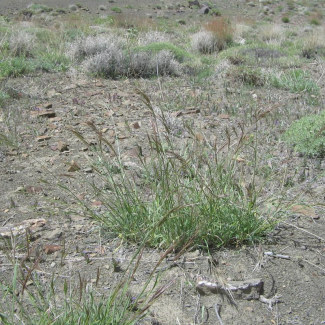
[283,110,325,157]
[282,16,290,23]
[0,57,35,77]
[35,52,70,72]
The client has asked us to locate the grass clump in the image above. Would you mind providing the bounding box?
[0,57,34,77]
[69,96,274,250]
[283,110,325,157]
[111,7,122,13]
[270,69,319,95]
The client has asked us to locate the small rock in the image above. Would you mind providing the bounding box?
[36,135,51,142]
[57,141,68,152]
[199,6,209,14]
[31,110,56,118]
[68,160,80,172]
[44,244,62,254]
[131,121,141,129]
[44,228,62,240]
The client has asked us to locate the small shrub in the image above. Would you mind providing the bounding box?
[282,16,290,23]
[35,52,70,72]
[111,7,122,13]
[68,35,125,60]
[191,30,218,54]
[284,111,325,157]
[129,51,152,77]
[83,48,126,79]
[233,66,266,86]
[0,57,34,77]
[153,50,181,76]
[137,31,170,45]
[69,4,78,11]
[9,31,35,57]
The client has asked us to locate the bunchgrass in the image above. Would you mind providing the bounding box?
[66,92,275,250]
[270,69,319,95]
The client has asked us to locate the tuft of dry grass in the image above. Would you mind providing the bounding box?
[9,31,35,57]
[204,17,233,50]
[259,24,285,44]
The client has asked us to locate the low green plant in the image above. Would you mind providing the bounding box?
[34,52,70,72]
[282,16,290,23]
[111,7,122,13]
[270,69,319,95]
[310,18,320,25]
[132,42,193,62]
[0,57,35,77]
[283,110,325,157]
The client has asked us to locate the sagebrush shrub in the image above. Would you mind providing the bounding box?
[68,35,125,59]
[84,49,126,78]
[153,50,181,76]
[191,30,218,54]
[138,30,170,45]
[9,31,35,57]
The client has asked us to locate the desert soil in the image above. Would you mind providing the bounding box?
[1,1,325,324]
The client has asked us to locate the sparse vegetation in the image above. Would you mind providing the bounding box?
[0,1,325,323]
